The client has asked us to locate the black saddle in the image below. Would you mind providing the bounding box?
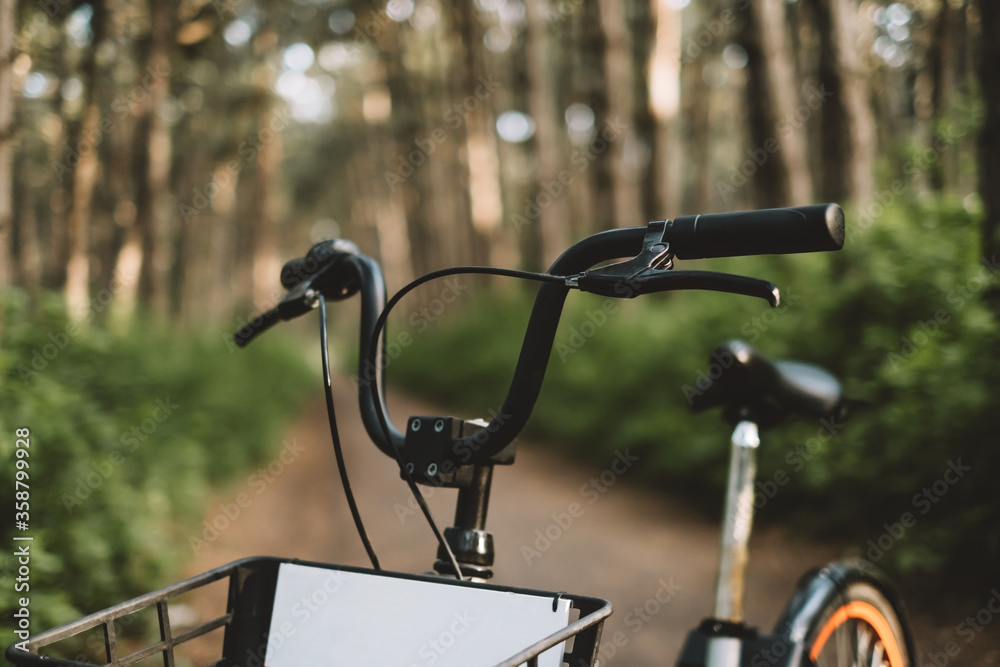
[689,340,844,427]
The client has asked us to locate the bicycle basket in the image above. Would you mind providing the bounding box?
[5,556,611,667]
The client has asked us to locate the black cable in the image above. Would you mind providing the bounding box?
[319,295,381,570]
[364,266,566,580]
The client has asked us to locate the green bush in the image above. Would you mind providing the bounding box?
[388,197,1000,575]
[0,291,314,644]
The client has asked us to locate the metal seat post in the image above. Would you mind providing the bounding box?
[706,420,760,667]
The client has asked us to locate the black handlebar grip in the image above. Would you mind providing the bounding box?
[664,204,845,259]
[280,258,310,289]
[233,308,281,348]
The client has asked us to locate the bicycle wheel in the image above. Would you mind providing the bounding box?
[775,561,916,667]
[805,580,911,666]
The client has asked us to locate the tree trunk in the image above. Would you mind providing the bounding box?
[743,0,814,207]
[44,116,69,290]
[978,0,1000,279]
[15,185,40,288]
[423,47,475,270]
[107,83,141,326]
[647,0,682,217]
[629,2,658,223]
[135,0,173,314]
[251,106,282,311]
[926,0,953,192]
[813,0,877,206]
[0,0,12,287]
[64,1,106,319]
[355,139,413,291]
[524,0,572,267]
[176,151,238,327]
[381,18,436,278]
[454,1,503,267]
[576,0,614,231]
[598,0,645,226]
[64,102,101,318]
[685,62,713,212]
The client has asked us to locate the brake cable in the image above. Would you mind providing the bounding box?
[366,266,567,580]
[319,295,381,570]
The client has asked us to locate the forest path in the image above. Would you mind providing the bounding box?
[185,377,980,666]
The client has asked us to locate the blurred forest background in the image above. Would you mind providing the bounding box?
[1,0,997,312]
[2,0,1000,652]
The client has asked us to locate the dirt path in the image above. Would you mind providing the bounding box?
[184,377,989,666]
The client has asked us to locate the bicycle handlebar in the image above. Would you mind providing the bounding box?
[237,204,845,468]
[665,204,844,259]
[434,205,843,463]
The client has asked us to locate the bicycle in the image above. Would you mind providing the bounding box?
[7,203,916,666]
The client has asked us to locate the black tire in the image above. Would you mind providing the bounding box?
[774,561,916,667]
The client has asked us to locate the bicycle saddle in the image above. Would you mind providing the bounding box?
[689,340,844,427]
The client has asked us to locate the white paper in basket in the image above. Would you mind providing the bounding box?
[264,563,572,667]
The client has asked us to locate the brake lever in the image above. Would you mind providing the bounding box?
[233,283,320,347]
[236,254,354,348]
[566,220,672,287]
[577,269,780,306]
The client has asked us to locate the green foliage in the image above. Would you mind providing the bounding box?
[0,292,314,644]
[389,197,1000,576]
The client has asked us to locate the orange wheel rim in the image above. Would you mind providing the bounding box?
[809,600,905,665]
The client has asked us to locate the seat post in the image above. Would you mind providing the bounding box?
[705,420,760,667]
[713,419,759,621]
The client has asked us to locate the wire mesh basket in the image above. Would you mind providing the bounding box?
[5,557,611,667]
